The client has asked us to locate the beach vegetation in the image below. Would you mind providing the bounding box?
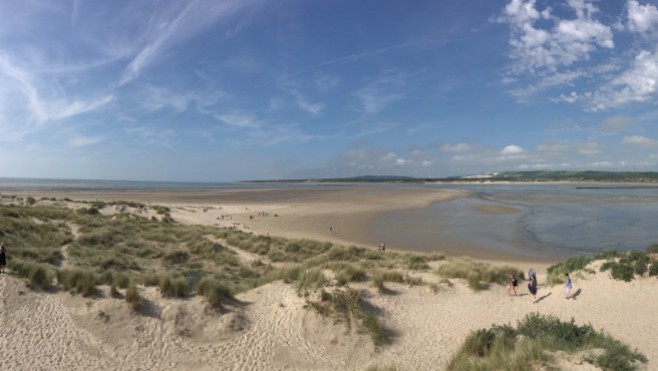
[197,277,233,309]
[437,258,523,291]
[125,284,140,311]
[295,268,327,295]
[307,288,389,346]
[405,254,429,270]
[448,313,647,371]
[57,269,98,297]
[159,273,188,298]
[599,250,654,282]
[547,255,593,285]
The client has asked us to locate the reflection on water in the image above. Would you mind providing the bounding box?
[371,184,658,258]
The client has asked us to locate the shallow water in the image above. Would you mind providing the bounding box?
[371,184,658,259]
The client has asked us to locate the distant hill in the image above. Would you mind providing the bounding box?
[243,171,658,184]
[445,171,658,183]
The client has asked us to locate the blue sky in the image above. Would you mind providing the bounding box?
[1,0,658,181]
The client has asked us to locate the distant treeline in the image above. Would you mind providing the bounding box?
[243,171,658,184]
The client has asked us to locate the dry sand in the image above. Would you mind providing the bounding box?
[1,186,656,370]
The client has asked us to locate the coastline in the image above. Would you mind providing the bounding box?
[3,184,657,370]
[2,185,563,268]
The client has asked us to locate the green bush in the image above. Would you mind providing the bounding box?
[406,255,429,270]
[125,284,140,311]
[547,255,593,285]
[197,277,233,309]
[159,274,188,298]
[57,269,98,297]
[28,264,50,289]
[448,313,646,371]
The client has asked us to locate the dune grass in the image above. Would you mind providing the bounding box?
[448,313,647,371]
[308,288,390,346]
[437,258,524,291]
[547,246,658,284]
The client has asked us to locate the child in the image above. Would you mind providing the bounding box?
[507,275,518,296]
[565,273,573,299]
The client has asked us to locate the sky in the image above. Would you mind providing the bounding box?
[1,0,658,182]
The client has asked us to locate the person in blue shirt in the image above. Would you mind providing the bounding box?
[565,273,573,299]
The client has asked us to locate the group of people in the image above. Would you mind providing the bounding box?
[507,268,573,303]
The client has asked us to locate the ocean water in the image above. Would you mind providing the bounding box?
[371,184,658,258]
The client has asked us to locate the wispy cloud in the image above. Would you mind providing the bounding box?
[69,135,104,147]
[216,112,261,129]
[138,84,225,113]
[119,0,252,85]
[0,52,113,139]
[622,135,658,147]
[354,69,409,114]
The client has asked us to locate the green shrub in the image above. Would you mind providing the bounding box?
[110,284,121,298]
[28,264,50,289]
[448,313,646,371]
[296,268,327,294]
[113,272,131,288]
[362,312,388,346]
[406,255,429,270]
[372,274,387,293]
[125,284,140,311]
[57,269,98,297]
[159,274,188,298]
[197,277,233,309]
[547,255,593,285]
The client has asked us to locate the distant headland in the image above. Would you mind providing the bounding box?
[243,170,658,184]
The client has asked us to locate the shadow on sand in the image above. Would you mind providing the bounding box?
[534,292,551,303]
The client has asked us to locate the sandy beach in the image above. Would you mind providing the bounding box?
[1,186,656,370]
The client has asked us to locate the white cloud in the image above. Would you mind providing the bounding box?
[139,85,223,113]
[627,0,658,34]
[599,115,633,133]
[501,144,524,154]
[622,135,658,147]
[498,0,613,74]
[577,141,600,155]
[295,95,325,115]
[589,50,658,110]
[422,160,433,167]
[215,112,260,129]
[441,143,471,153]
[69,135,104,147]
[354,69,408,114]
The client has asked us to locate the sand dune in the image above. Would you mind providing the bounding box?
[2,259,656,370]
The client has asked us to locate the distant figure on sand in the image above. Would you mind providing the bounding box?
[378,242,385,252]
[0,242,6,274]
[527,268,538,303]
[565,273,573,299]
[507,275,518,296]
[329,226,333,235]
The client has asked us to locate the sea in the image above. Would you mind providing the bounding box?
[2,177,657,258]
[372,183,658,259]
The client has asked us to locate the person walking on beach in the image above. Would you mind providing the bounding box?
[527,268,538,303]
[378,242,385,252]
[329,226,333,235]
[565,273,573,299]
[507,275,518,296]
[0,242,6,274]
